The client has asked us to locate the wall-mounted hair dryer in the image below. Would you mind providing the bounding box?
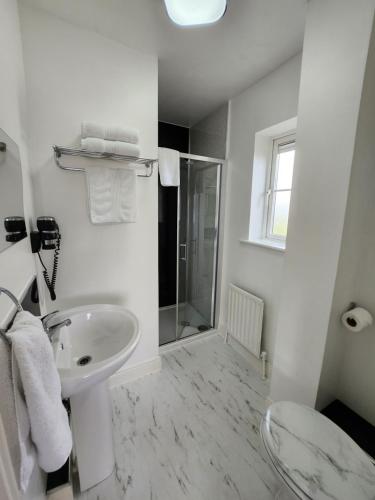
[31,217,61,301]
[4,216,27,242]
[4,216,27,243]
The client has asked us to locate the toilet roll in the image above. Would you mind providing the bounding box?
[341,307,373,332]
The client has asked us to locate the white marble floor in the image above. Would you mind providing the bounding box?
[74,334,278,500]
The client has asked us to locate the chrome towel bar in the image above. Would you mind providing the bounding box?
[53,145,157,177]
[0,287,23,313]
[0,287,23,341]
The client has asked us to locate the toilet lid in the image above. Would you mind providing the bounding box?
[261,401,375,500]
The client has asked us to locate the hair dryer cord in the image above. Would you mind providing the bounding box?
[37,234,60,301]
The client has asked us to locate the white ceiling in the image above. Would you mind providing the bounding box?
[21,0,307,126]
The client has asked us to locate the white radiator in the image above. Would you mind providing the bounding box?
[227,284,264,358]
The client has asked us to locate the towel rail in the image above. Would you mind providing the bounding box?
[53,145,157,177]
[0,287,23,313]
[0,287,23,340]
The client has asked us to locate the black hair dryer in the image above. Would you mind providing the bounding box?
[4,216,27,243]
[31,217,61,301]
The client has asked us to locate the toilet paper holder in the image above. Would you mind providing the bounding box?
[346,301,357,312]
[341,302,373,332]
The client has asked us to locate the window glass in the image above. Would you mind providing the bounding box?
[271,191,291,237]
[275,149,295,190]
[266,135,296,241]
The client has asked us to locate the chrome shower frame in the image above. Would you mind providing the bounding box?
[176,153,224,340]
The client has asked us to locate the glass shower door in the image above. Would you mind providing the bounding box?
[177,158,221,340]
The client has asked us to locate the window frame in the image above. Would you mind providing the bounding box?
[264,132,296,242]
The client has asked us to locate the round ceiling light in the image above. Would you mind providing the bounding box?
[164,0,227,26]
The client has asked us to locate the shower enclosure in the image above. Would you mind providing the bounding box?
[159,153,223,345]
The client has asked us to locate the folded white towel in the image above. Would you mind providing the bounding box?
[86,165,137,224]
[158,147,180,186]
[81,122,139,144]
[81,137,140,157]
[7,312,72,491]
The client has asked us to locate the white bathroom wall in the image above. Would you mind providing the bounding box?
[20,5,159,372]
[0,0,36,329]
[219,55,302,369]
[0,1,45,498]
[317,20,375,425]
[189,104,228,159]
[270,0,375,407]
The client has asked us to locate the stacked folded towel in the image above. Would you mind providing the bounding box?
[81,122,140,157]
[81,122,139,144]
[81,122,140,223]
[81,137,140,157]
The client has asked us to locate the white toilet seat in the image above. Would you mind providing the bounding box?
[261,401,375,500]
[260,429,309,500]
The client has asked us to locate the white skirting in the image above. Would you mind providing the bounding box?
[109,355,162,389]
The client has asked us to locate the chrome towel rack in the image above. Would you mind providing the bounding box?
[0,287,23,313]
[0,287,23,341]
[53,145,157,177]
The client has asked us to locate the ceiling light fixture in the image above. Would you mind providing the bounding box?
[164,0,227,27]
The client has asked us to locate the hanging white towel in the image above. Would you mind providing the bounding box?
[81,137,140,157]
[86,165,137,224]
[81,122,139,144]
[6,311,72,492]
[158,147,180,186]
[0,337,22,488]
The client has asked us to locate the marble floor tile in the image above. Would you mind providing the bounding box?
[75,334,278,500]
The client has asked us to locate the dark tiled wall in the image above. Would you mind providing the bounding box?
[159,122,189,153]
[189,103,228,159]
[158,122,189,307]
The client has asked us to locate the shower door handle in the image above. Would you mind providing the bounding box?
[179,243,187,261]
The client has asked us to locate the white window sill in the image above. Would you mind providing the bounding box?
[240,238,285,253]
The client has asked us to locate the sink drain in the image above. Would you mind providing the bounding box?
[77,355,92,366]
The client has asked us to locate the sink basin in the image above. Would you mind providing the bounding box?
[47,304,140,398]
[46,304,140,492]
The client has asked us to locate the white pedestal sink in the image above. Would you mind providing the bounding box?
[46,304,140,492]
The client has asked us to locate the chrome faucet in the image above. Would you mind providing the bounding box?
[43,316,72,340]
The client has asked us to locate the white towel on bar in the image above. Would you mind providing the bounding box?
[86,165,137,224]
[81,137,140,157]
[81,121,139,144]
[6,311,72,492]
[0,336,22,487]
[158,147,180,186]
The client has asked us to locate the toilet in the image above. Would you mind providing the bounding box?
[260,401,375,500]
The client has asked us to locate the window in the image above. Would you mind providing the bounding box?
[264,133,296,241]
[245,118,297,252]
